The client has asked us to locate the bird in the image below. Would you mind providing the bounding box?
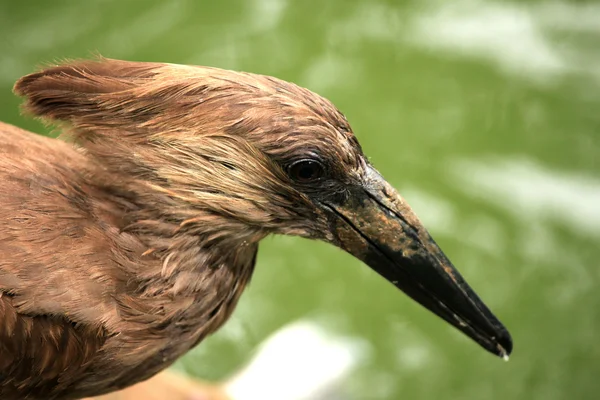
[0,57,512,400]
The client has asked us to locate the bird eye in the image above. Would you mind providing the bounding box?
[288,159,325,183]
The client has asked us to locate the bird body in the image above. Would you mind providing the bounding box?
[0,58,512,399]
[0,120,256,398]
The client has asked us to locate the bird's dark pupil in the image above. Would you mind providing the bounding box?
[298,164,315,179]
[290,159,322,182]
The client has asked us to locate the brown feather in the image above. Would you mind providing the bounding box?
[1,57,364,399]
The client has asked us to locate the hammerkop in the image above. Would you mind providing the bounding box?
[0,58,512,399]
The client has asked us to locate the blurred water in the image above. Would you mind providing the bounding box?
[1,0,598,399]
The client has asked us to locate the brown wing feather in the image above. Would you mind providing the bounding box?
[0,122,116,399]
[0,295,106,399]
[0,120,258,399]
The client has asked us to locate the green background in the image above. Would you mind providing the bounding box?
[1,0,598,399]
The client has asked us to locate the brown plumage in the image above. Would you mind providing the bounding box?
[0,58,512,399]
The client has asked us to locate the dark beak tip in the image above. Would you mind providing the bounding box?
[485,326,512,360]
[497,329,513,358]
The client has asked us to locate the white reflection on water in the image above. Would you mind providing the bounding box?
[302,53,363,92]
[451,157,596,305]
[247,0,288,33]
[328,2,404,44]
[224,320,369,400]
[410,0,563,83]
[409,0,600,85]
[452,157,600,238]
[319,0,600,88]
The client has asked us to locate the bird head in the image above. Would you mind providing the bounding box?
[14,58,512,359]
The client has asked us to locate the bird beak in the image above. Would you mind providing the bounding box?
[324,165,512,359]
